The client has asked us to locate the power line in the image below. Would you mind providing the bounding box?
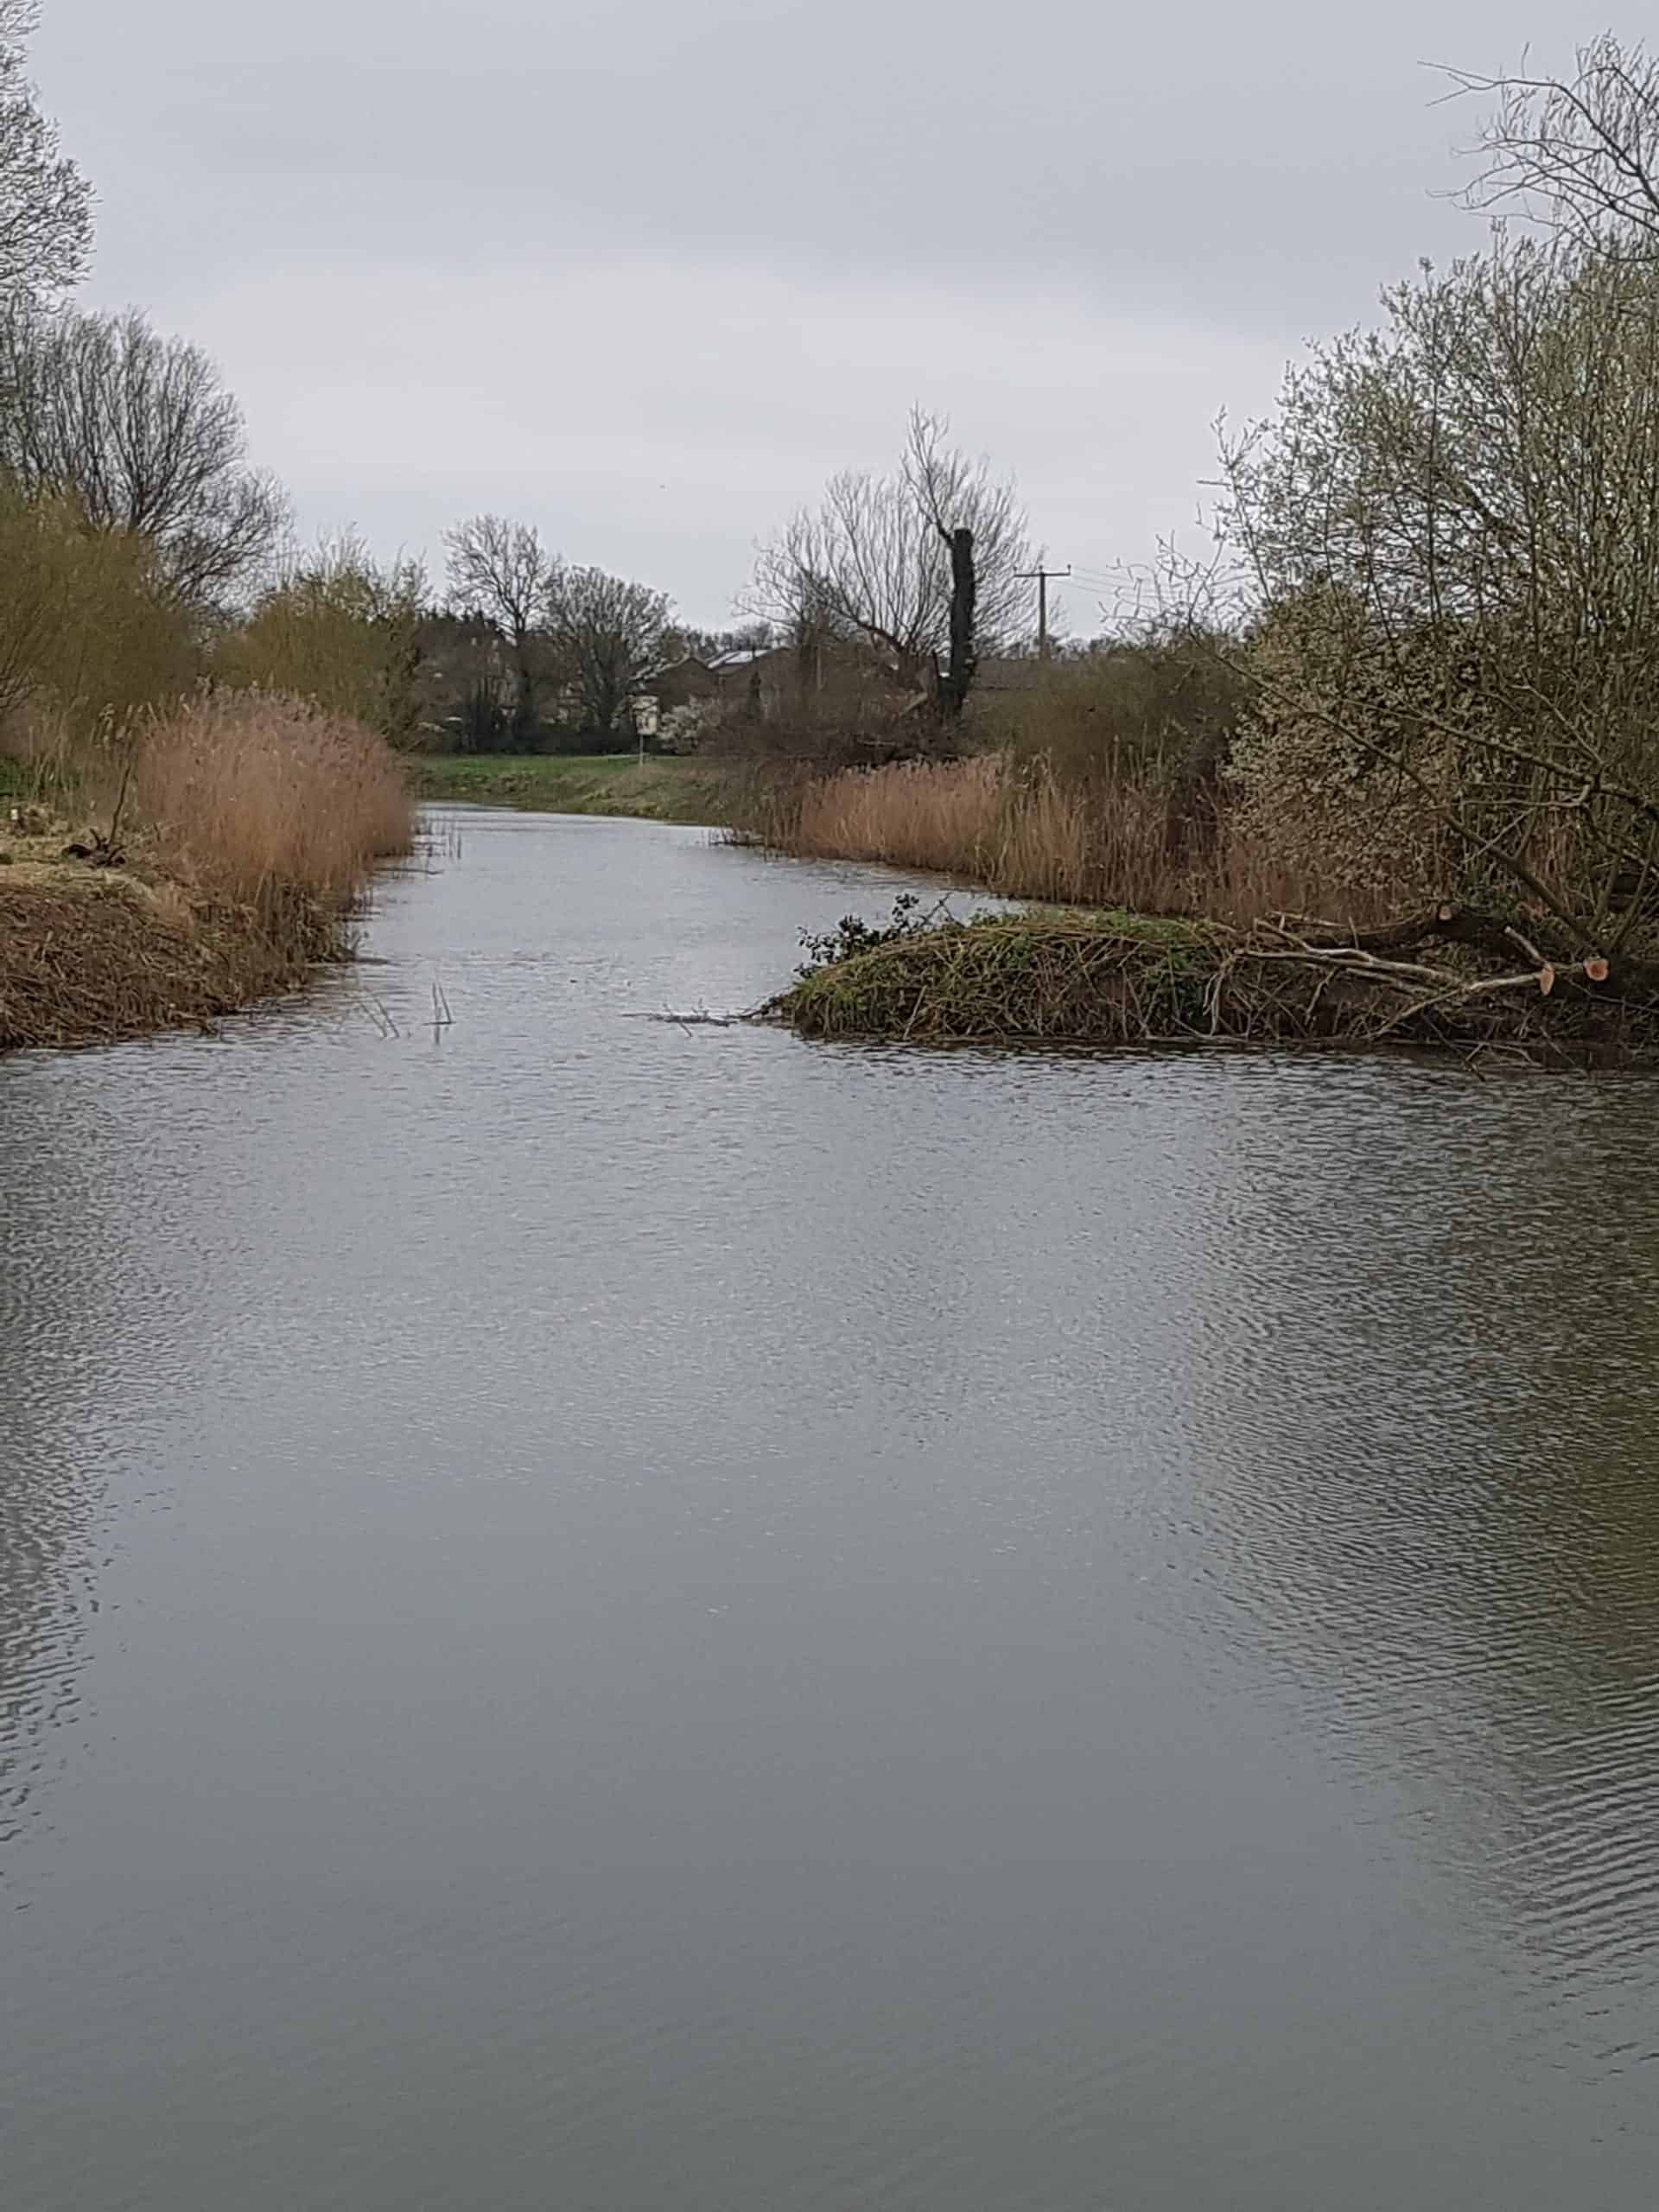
[1015,563,1071,656]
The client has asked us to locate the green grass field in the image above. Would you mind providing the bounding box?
[407,753,728,825]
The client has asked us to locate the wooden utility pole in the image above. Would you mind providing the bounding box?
[1017,564,1071,658]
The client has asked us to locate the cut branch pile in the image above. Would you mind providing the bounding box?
[769,906,1659,1061]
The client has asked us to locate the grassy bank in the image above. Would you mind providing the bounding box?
[409,753,728,823]
[2,693,411,1052]
[771,909,1650,1061]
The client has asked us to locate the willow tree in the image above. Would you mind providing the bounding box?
[1220,232,1659,973]
[218,537,432,742]
[750,410,1034,718]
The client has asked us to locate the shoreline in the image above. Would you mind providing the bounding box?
[408,753,727,823]
[2,696,410,1055]
[14,788,1649,1071]
[0,855,348,1054]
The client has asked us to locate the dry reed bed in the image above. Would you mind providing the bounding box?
[132,690,412,906]
[759,757,1379,929]
[2,690,411,1051]
[0,875,338,1051]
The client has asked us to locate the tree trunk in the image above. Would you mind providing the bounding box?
[939,527,976,721]
[512,634,537,751]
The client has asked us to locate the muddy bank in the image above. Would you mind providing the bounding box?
[0,851,341,1053]
[2,694,410,1053]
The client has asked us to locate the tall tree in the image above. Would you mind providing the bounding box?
[442,512,562,745]
[218,535,432,742]
[0,305,288,605]
[750,412,1034,711]
[546,565,672,737]
[0,2,91,308]
[903,410,986,718]
[1218,232,1659,945]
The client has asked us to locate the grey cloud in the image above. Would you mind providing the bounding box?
[35,0,1630,620]
[54,0,1623,316]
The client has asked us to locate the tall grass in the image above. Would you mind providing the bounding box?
[784,755,1005,874]
[130,690,412,906]
[760,756,1389,928]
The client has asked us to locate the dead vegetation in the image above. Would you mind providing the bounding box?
[128,690,413,906]
[772,906,1652,1061]
[0,869,336,1052]
[1,690,411,1052]
[742,754,1386,930]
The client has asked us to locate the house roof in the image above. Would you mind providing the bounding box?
[639,653,714,682]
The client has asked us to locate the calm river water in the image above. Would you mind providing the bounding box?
[6,807,1659,2209]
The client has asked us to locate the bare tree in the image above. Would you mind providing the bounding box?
[900,408,1030,717]
[545,565,672,737]
[749,413,1034,712]
[0,2,91,307]
[442,513,562,744]
[1448,34,1659,259]
[0,305,287,604]
[752,476,933,690]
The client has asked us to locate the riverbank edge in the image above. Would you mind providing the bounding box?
[0,859,350,1053]
[408,753,728,823]
[766,910,1659,1064]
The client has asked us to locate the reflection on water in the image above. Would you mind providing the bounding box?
[1175,1089,1659,2044]
[0,1072,191,1852]
[4,808,1659,2210]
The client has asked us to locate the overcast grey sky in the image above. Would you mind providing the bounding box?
[36,0,1634,627]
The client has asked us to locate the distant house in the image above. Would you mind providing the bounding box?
[709,642,927,719]
[644,655,722,712]
[632,655,726,746]
[639,638,969,741]
[707,645,798,712]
